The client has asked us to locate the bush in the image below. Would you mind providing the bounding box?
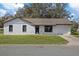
[71,26,77,35]
[71,32,79,35]
[71,22,78,35]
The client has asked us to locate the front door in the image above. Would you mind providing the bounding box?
[35,26,39,34]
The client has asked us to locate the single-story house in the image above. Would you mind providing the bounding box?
[4,17,72,35]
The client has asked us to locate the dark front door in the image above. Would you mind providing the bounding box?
[35,25,39,34]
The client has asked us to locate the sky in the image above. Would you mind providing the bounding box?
[0,3,24,16]
[69,3,79,20]
[0,3,79,21]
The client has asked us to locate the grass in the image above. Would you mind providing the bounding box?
[0,35,68,44]
[74,35,79,38]
[72,32,79,38]
[72,32,79,35]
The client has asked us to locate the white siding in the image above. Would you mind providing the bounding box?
[39,25,71,35]
[4,18,35,35]
[4,18,71,35]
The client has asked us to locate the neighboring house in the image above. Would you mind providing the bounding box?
[4,17,72,35]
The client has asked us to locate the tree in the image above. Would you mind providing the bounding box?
[31,3,50,18]
[16,3,70,18]
[15,8,25,17]
[22,3,53,18]
[15,3,32,18]
[52,3,70,18]
[0,17,4,28]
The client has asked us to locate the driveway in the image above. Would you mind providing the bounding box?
[60,35,79,46]
[0,45,79,56]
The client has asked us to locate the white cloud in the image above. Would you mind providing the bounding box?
[7,3,24,9]
[69,3,79,20]
[0,3,24,17]
[0,9,6,17]
[69,3,79,12]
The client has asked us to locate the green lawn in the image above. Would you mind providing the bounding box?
[0,35,68,44]
[73,32,79,38]
[74,35,79,38]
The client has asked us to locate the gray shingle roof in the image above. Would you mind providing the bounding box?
[4,17,72,25]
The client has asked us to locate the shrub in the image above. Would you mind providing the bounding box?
[71,32,79,35]
[71,22,78,35]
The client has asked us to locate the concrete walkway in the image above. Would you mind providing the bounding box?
[60,35,79,46]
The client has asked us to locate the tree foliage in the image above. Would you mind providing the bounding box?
[15,3,70,18]
[53,3,70,18]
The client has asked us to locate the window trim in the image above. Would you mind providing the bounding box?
[9,25,13,32]
[44,25,53,32]
[22,25,27,32]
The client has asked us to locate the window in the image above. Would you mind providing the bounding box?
[22,25,27,32]
[9,25,13,32]
[44,26,52,32]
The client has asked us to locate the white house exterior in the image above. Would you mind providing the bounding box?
[4,18,35,35]
[4,17,72,35]
[39,25,71,35]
